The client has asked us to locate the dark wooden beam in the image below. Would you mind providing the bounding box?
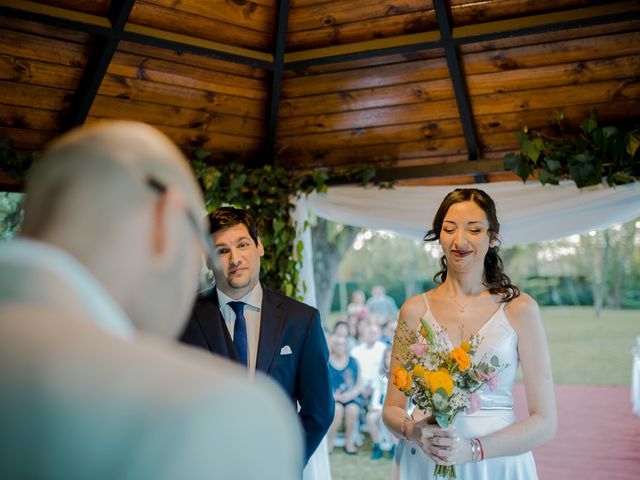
[265,0,290,164]
[64,0,136,129]
[0,2,272,70]
[434,0,479,161]
[327,159,507,185]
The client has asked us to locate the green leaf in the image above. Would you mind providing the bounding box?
[568,152,603,188]
[544,158,561,173]
[194,148,210,162]
[522,137,543,163]
[504,153,532,183]
[272,218,285,234]
[538,168,559,186]
[435,413,450,429]
[627,129,640,157]
[580,112,598,134]
[490,355,500,367]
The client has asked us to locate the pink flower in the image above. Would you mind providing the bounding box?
[410,342,429,357]
[466,393,481,414]
[486,373,500,391]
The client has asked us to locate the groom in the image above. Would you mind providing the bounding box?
[180,207,334,465]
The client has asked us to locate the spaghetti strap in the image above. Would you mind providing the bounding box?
[421,292,430,312]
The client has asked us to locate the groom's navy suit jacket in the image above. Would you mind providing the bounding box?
[180,286,334,465]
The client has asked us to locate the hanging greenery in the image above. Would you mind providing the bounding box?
[191,149,380,298]
[0,135,39,179]
[504,110,640,188]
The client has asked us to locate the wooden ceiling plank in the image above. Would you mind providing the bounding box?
[282,56,448,98]
[467,54,640,97]
[474,100,640,138]
[459,18,640,54]
[454,1,640,41]
[116,41,269,80]
[279,98,460,135]
[326,158,507,183]
[109,52,268,100]
[0,54,83,91]
[280,135,468,167]
[99,75,266,120]
[471,78,640,117]
[286,10,438,52]
[284,48,443,77]
[129,2,272,52]
[0,103,62,131]
[450,0,611,28]
[462,30,640,75]
[0,79,71,111]
[279,77,455,118]
[89,95,265,139]
[285,31,440,68]
[0,15,93,43]
[138,0,275,34]
[278,118,463,151]
[0,27,89,67]
[0,126,54,150]
[288,0,431,32]
[84,117,264,157]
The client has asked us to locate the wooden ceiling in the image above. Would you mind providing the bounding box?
[0,0,639,187]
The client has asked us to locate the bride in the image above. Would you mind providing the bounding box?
[382,188,557,479]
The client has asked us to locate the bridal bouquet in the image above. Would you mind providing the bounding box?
[392,317,506,479]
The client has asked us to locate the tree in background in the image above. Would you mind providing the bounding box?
[313,217,640,321]
[312,217,361,322]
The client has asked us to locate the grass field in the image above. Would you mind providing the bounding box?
[329,306,640,480]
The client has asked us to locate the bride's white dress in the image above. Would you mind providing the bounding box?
[392,294,538,479]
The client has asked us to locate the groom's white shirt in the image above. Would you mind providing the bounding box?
[0,238,302,479]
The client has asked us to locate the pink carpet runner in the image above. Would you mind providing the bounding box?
[514,385,640,480]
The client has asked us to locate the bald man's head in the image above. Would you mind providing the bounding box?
[21,121,208,337]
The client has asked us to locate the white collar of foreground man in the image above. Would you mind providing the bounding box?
[0,238,135,339]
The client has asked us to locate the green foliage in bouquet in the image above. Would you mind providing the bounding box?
[504,110,640,188]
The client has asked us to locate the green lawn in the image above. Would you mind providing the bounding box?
[329,306,639,480]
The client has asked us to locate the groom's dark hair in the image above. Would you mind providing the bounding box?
[207,207,260,246]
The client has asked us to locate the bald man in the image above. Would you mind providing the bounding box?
[0,121,302,479]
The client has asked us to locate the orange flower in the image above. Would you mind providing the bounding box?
[451,347,471,372]
[392,365,413,390]
[460,341,471,353]
[426,369,454,397]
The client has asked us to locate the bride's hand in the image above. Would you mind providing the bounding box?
[410,418,460,465]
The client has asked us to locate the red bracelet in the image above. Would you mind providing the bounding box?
[477,438,484,460]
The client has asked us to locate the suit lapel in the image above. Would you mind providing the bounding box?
[256,288,285,374]
[194,289,238,362]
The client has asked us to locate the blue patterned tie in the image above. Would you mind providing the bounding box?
[228,301,248,367]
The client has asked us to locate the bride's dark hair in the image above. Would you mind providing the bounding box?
[424,188,520,303]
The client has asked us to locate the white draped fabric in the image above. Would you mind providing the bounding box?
[291,180,640,480]
[297,180,640,246]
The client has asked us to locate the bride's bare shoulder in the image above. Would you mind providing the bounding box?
[399,293,428,327]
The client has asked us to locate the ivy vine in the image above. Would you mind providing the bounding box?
[0,135,39,179]
[505,110,640,188]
